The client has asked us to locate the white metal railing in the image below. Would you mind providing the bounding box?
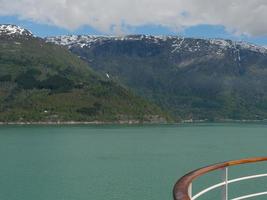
[173,158,267,200]
[190,167,267,200]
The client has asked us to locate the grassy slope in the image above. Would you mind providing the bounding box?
[0,36,170,122]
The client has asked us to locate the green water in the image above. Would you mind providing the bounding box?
[0,123,266,200]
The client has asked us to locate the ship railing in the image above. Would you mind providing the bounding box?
[173,157,267,200]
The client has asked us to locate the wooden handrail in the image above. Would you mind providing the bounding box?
[173,157,267,200]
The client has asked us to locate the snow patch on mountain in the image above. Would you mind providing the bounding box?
[46,35,180,49]
[208,39,267,54]
[236,41,267,54]
[0,24,33,37]
[46,34,267,55]
[209,39,231,48]
[171,37,185,53]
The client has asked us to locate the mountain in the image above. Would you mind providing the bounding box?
[46,35,267,121]
[0,24,33,38]
[0,26,169,123]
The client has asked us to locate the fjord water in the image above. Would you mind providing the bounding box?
[0,124,267,200]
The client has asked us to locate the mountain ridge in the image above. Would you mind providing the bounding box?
[45,33,267,121]
[2,24,266,121]
[45,34,267,55]
[0,24,34,38]
[0,25,170,123]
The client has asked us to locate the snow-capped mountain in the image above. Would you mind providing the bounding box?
[0,24,266,120]
[46,34,267,120]
[0,24,33,38]
[46,35,172,49]
[46,35,267,55]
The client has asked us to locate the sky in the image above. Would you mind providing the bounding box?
[1,0,267,46]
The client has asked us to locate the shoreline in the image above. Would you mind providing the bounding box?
[0,119,266,125]
[0,120,172,125]
[0,121,143,125]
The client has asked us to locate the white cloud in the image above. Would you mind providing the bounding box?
[0,0,267,36]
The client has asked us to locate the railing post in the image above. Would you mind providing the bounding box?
[222,167,228,200]
[188,183,192,199]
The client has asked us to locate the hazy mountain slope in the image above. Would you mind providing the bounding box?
[0,26,169,123]
[46,35,267,121]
